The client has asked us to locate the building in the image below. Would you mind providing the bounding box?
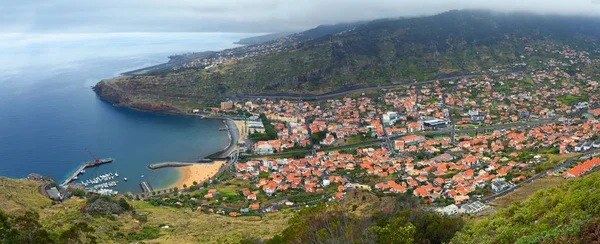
[399,135,426,145]
[491,180,512,192]
[394,140,405,151]
[382,112,400,126]
[47,187,62,201]
[441,204,459,215]
[254,141,274,155]
[518,110,530,119]
[221,101,234,110]
[460,201,487,214]
[469,110,486,123]
[423,119,448,130]
[589,108,600,117]
[248,120,265,133]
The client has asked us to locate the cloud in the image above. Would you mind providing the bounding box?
[1,0,600,33]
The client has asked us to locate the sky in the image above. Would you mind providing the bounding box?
[2,0,600,33]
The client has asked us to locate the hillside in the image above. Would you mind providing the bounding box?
[0,177,52,215]
[95,10,600,112]
[452,172,600,243]
[235,32,295,45]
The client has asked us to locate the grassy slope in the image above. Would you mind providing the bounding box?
[489,176,565,209]
[132,201,289,243]
[0,176,288,243]
[453,171,600,243]
[0,177,52,215]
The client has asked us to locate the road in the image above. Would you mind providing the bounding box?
[235,70,523,101]
[100,69,523,103]
[479,150,598,204]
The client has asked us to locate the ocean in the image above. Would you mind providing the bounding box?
[0,32,254,193]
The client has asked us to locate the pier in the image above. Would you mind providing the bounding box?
[61,158,113,186]
[140,181,153,193]
[147,162,193,169]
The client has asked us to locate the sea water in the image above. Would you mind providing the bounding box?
[0,32,254,193]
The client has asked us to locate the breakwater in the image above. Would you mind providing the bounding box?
[148,162,193,169]
[207,119,239,159]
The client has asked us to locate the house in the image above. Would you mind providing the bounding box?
[264,181,278,195]
[407,122,423,133]
[564,158,600,178]
[491,181,511,192]
[574,142,586,152]
[255,141,274,155]
[247,193,257,200]
[322,134,336,145]
[589,108,600,116]
[399,135,426,145]
[394,141,405,151]
[441,204,459,215]
[469,110,486,123]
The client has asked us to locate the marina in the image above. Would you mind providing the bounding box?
[61,158,114,186]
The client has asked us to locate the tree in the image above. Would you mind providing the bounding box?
[70,189,87,198]
[12,211,53,244]
[0,210,18,243]
[118,198,131,211]
[59,222,97,244]
[183,184,187,189]
[193,181,198,186]
[368,218,416,244]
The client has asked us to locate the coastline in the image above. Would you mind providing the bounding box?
[164,160,226,190]
[157,117,245,191]
[94,84,245,193]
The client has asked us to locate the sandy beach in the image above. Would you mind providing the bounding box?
[165,160,225,189]
[233,119,248,143]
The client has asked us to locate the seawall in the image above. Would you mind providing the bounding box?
[207,118,239,159]
[148,162,193,169]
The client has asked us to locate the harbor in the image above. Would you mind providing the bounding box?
[61,158,114,186]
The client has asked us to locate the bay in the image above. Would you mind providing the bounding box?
[0,32,254,193]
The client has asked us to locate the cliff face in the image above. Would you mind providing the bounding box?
[93,80,184,114]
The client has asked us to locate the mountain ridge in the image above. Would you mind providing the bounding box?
[95,9,600,113]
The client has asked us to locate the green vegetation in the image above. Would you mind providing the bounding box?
[249,114,277,141]
[311,130,328,144]
[125,226,160,241]
[243,193,463,244]
[556,94,588,106]
[453,172,600,243]
[96,10,600,112]
[490,176,565,209]
[0,177,52,215]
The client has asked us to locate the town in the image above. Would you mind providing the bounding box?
[189,42,600,216]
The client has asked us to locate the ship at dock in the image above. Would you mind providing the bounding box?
[61,149,115,186]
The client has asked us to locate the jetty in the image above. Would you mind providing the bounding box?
[207,119,239,159]
[61,158,113,186]
[147,162,193,169]
[140,181,153,193]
